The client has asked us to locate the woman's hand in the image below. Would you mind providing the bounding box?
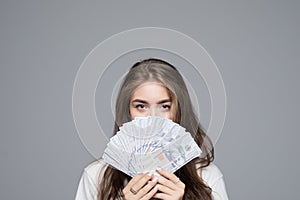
[122,172,158,200]
[153,168,185,200]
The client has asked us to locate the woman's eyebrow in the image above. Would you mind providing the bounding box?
[131,99,148,104]
[157,99,171,104]
[131,99,171,104]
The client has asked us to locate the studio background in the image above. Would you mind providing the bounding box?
[1,1,299,199]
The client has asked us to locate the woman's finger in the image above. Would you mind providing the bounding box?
[139,178,159,200]
[156,168,180,184]
[156,168,185,189]
[130,173,153,193]
[153,182,185,200]
[126,173,147,188]
[123,172,155,199]
[156,175,177,190]
[155,183,174,195]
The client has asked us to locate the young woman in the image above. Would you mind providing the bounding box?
[75,58,229,200]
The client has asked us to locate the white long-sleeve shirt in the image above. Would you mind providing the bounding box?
[75,159,229,200]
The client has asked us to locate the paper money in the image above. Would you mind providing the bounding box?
[102,116,202,177]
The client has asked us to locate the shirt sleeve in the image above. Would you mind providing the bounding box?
[210,175,229,200]
[199,163,229,200]
[75,169,98,200]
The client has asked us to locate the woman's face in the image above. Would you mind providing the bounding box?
[129,82,173,120]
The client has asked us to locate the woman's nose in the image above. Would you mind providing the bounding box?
[149,107,157,116]
[147,106,166,118]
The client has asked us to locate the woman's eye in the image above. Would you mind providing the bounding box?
[161,104,171,110]
[135,104,146,109]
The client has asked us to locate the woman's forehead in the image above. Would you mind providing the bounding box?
[131,82,170,101]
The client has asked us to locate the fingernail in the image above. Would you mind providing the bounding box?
[152,177,158,182]
[152,171,161,177]
[147,172,153,177]
[142,170,149,174]
[156,167,161,171]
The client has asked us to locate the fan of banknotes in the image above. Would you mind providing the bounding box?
[102,116,202,177]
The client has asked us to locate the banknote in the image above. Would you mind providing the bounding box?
[102,116,202,177]
[131,133,201,174]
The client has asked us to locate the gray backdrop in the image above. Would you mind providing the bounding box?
[1,1,299,199]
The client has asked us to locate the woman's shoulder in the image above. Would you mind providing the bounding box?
[196,162,229,199]
[84,159,107,171]
[75,159,108,200]
[197,162,224,187]
[82,159,108,183]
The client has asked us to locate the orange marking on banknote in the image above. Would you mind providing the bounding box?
[158,154,165,161]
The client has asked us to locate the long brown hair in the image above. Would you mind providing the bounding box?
[98,58,214,199]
